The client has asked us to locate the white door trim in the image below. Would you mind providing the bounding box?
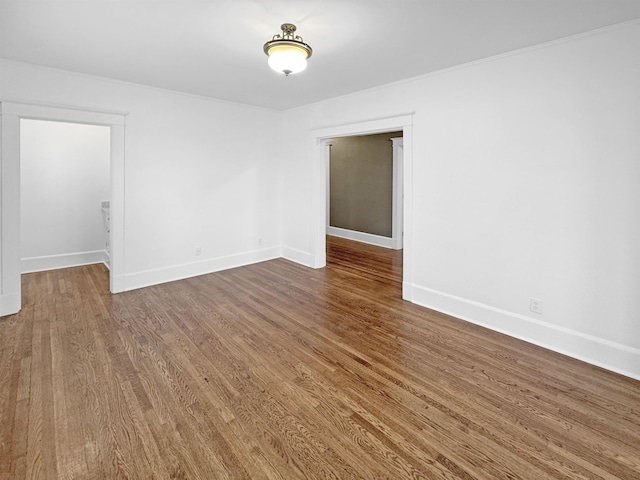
[391,137,404,250]
[0,100,127,316]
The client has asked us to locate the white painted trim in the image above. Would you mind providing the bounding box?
[311,138,328,269]
[400,125,414,301]
[282,246,316,268]
[409,283,640,381]
[327,227,395,249]
[0,293,20,316]
[109,124,125,293]
[326,142,331,228]
[21,250,109,274]
[1,100,127,126]
[0,100,127,316]
[311,114,414,140]
[119,247,282,292]
[0,111,21,316]
[390,137,403,250]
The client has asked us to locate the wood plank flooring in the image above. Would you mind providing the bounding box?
[1,236,639,479]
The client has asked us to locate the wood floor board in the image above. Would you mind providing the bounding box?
[1,238,639,479]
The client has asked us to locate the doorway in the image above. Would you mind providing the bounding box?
[327,131,403,250]
[20,119,111,275]
[0,101,126,316]
[311,113,414,301]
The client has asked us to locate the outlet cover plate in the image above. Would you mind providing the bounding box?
[530,297,543,314]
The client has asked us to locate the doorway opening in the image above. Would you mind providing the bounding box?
[0,101,126,316]
[20,119,111,278]
[311,113,414,301]
[327,131,403,250]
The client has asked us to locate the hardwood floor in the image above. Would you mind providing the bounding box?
[1,236,639,479]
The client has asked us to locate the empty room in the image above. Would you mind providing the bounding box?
[1,1,639,478]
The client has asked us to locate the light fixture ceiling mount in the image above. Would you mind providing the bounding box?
[263,23,312,76]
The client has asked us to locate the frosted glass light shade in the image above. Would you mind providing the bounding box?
[263,23,312,76]
[266,44,309,75]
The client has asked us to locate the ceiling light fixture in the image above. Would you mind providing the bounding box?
[263,23,312,76]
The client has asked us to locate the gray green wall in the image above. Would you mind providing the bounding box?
[329,131,402,237]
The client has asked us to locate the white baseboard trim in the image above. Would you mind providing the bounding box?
[0,293,21,317]
[327,226,399,249]
[402,281,414,302]
[21,250,109,274]
[120,246,282,292]
[409,283,640,381]
[281,246,317,268]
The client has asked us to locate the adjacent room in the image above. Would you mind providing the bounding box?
[1,1,639,478]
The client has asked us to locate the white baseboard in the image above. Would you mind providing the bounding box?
[327,226,399,249]
[120,246,282,292]
[281,246,317,268]
[21,250,109,273]
[0,293,21,317]
[408,283,640,381]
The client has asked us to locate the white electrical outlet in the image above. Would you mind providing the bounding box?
[530,297,543,314]
[195,246,202,256]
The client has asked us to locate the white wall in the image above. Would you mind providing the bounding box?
[0,59,282,291]
[281,22,640,379]
[20,119,110,272]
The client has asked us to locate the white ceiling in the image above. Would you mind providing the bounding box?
[2,0,640,110]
